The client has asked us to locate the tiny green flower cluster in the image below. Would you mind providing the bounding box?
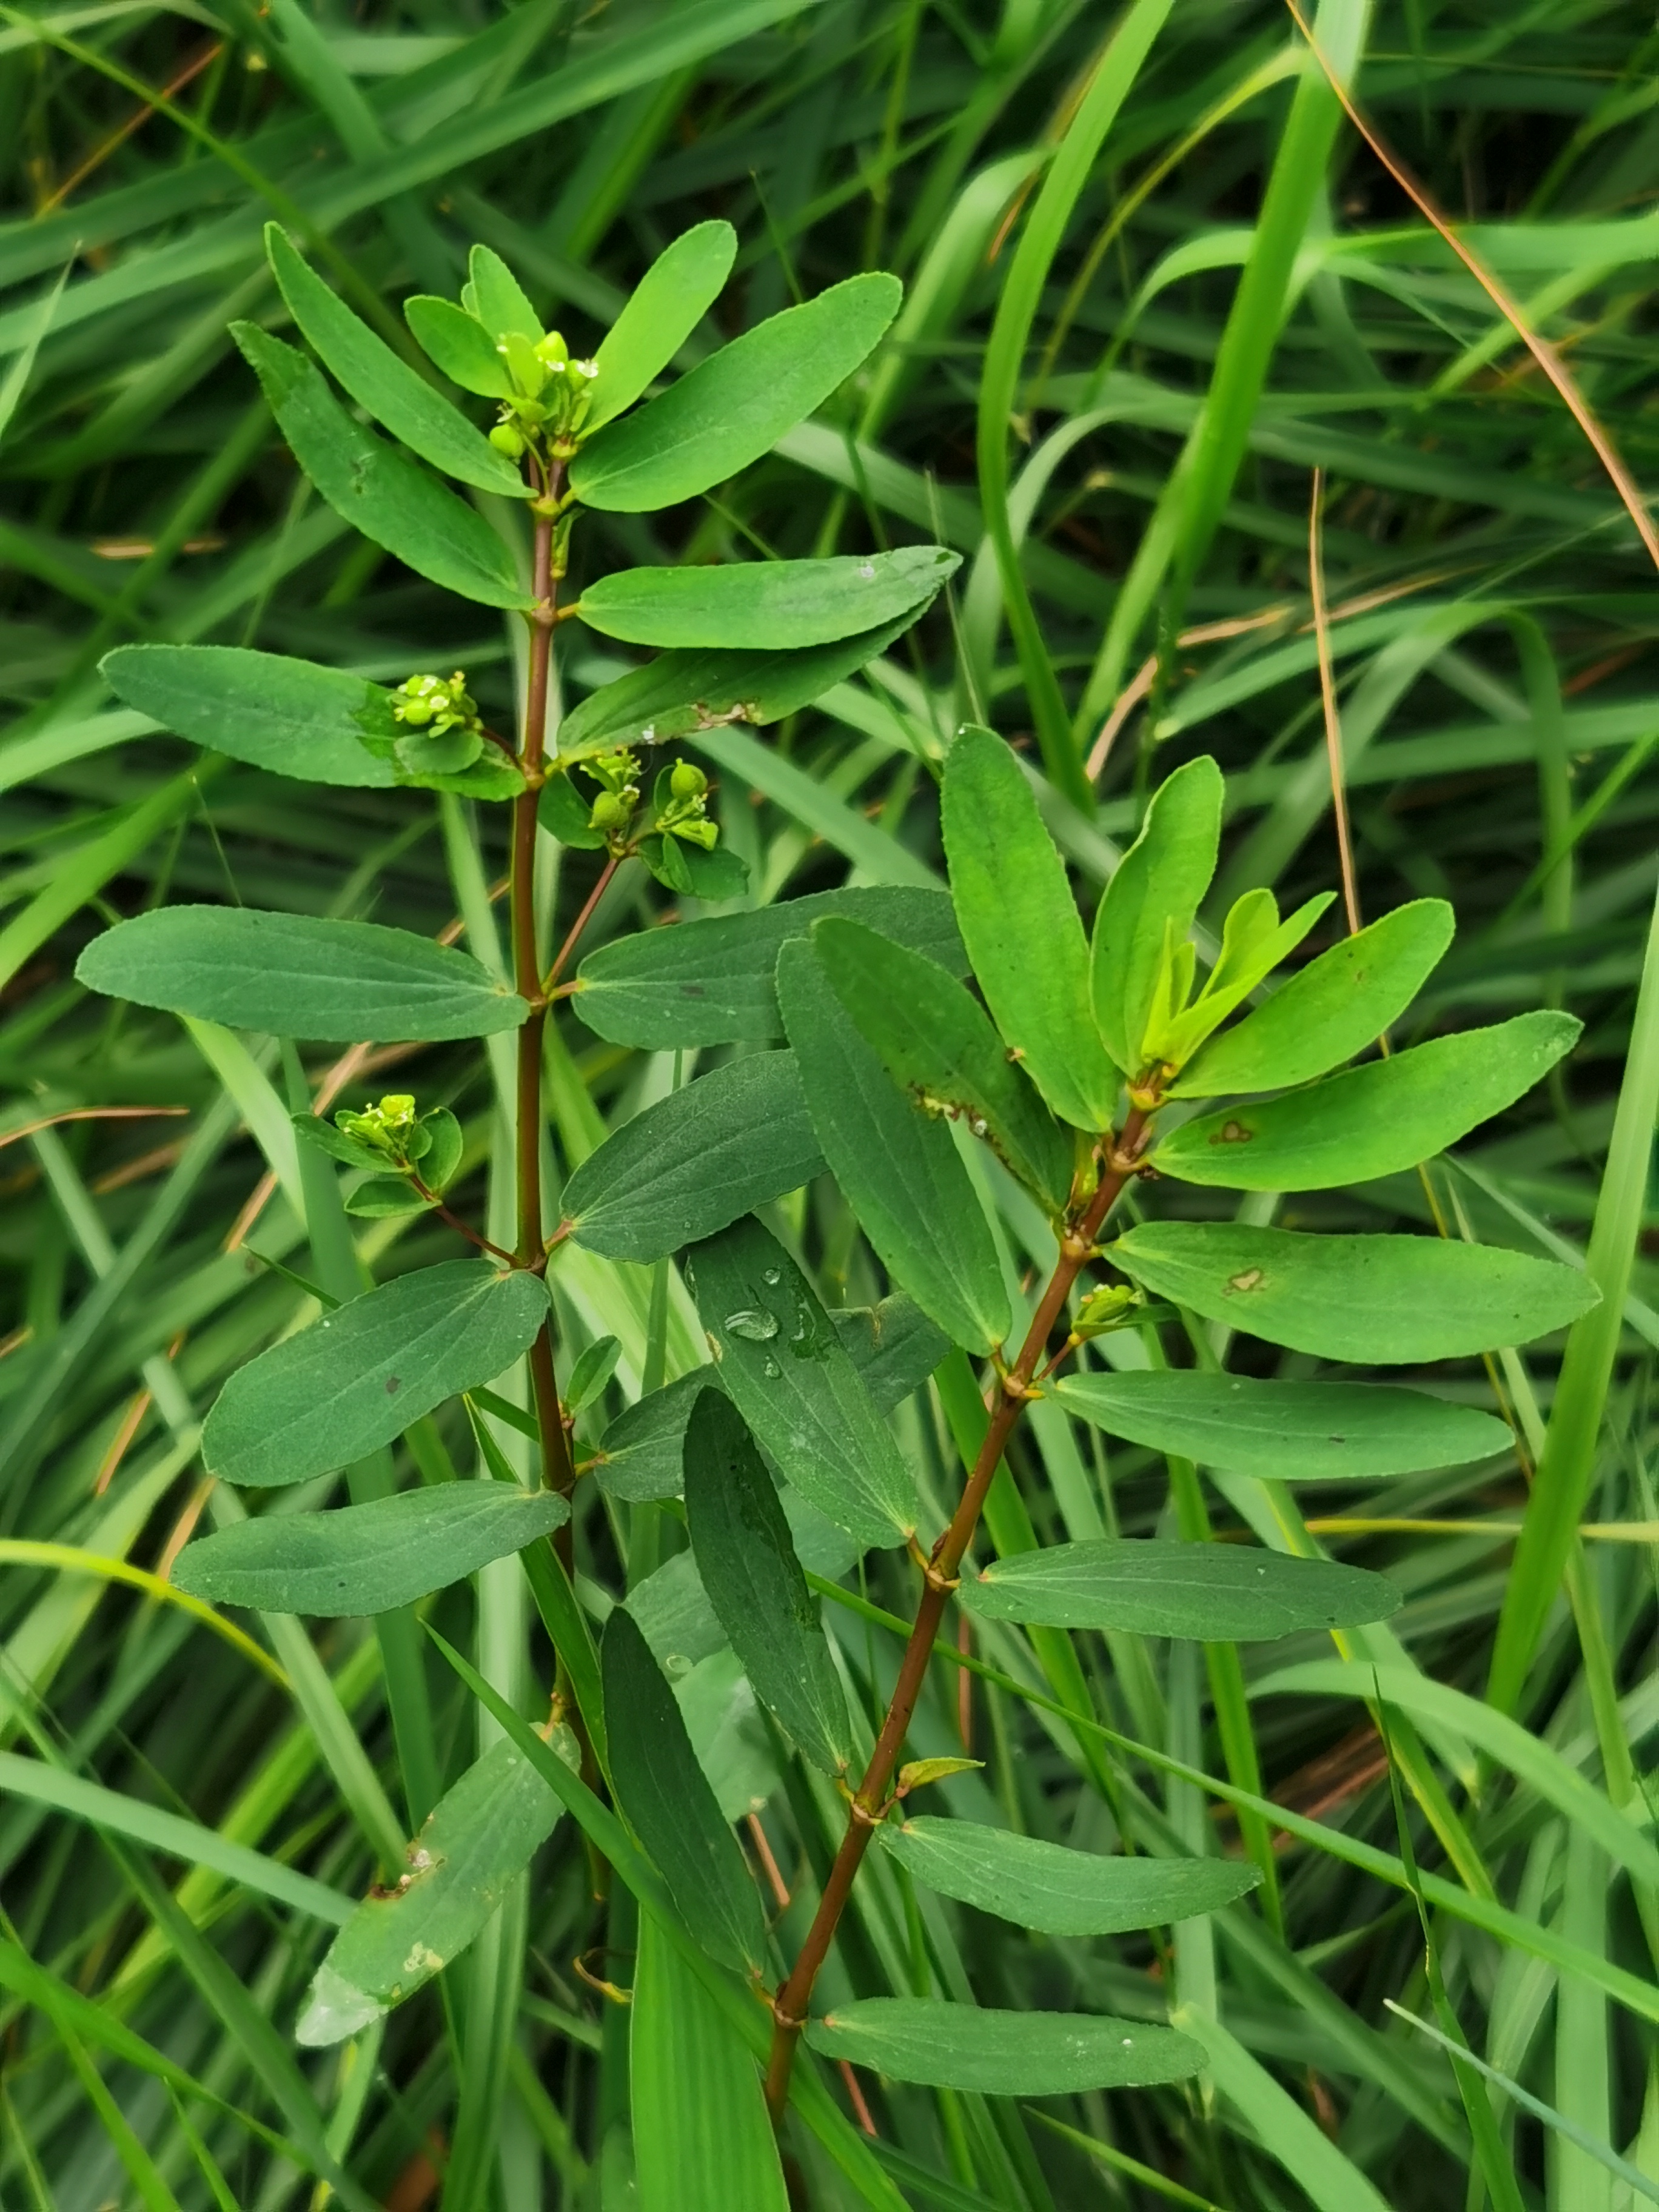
[488,329,600,459]
[389,671,492,781]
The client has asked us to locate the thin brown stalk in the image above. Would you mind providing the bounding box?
[1308,468,1363,936]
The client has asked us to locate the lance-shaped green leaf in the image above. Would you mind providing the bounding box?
[1090,756,1222,1072]
[101,645,397,788]
[296,1732,566,2045]
[959,1537,1398,1638]
[560,1053,823,1263]
[878,1818,1259,1934]
[578,548,958,651]
[404,295,512,397]
[602,1606,766,1976]
[232,325,531,609]
[1171,899,1455,1098]
[587,220,736,431]
[690,1217,918,1549]
[570,271,901,512]
[468,244,541,343]
[1155,1011,1580,1190]
[803,1999,1204,2094]
[173,1483,569,1615]
[941,725,1118,1132]
[573,885,964,1048]
[265,226,527,497]
[812,916,1073,1211]
[1056,1370,1514,1481]
[203,1262,552,1487]
[76,908,529,1041]
[682,1389,853,1775]
[1111,1222,1600,1363]
[777,937,1009,1355]
[1144,890,1333,1071]
[552,613,924,764]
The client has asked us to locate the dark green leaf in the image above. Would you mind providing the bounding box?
[560,1053,823,1262]
[566,1335,622,1415]
[343,1175,429,1218]
[689,1218,918,1549]
[683,1388,853,1775]
[588,222,736,431]
[570,272,901,512]
[1171,899,1455,1098]
[293,1113,384,1170]
[1056,1370,1514,1481]
[803,2000,1203,2094]
[959,1538,1399,1638]
[404,295,513,397]
[76,907,530,1042]
[574,886,964,1049]
[100,645,397,788]
[777,937,1010,1355]
[538,765,608,846]
[878,1817,1259,1934]
[203,1261,552,1487]
[676,840,749,901]
[578,548,958,650]
[1110,1222,1600,1362]
[1088,757,1223,1073]
[941,725,1118,1132]
[232,324,531,609]
[602,1606,766,1975]
[265,226,526,497]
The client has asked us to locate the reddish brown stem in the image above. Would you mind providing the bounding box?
[545,851,621,995]
[762,1110,1150,2122]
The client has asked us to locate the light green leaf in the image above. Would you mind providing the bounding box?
[203,1262,552,1487]
[777,937,1010,1355]
[232,324,530,609]
[469,243,543,344]
[957,1538,1399,1638]
[689,1216,918,1549]
[578,548,957,650]
[812,916,1074,1211]
[296,1734,566,2045]
[682,1387,853,1775]
[265,226,526,497]
[1056,1370,1513,1481]
[76,907,531,1042]
[404,295,514,397]
[1146,891,1333,1070]
[941,725,1118,1131]
[588,221,737,431]
[1171,898,1455,1097]
[560,1053,823,1262]
[1111,1222,1600,1362]
[803,1999,1204,2094]
[172,1483,569,1615]
[101,645,396,788]
[602,1606,766,1976]
[1089,756,1222,1071]
[1155,1011,1580,1189]
[877,1817,1259,1934]
[570,272,901,512]
[573,885,964,1048]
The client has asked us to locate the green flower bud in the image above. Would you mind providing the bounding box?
[589,791,629,831]
[489,422,525,458]
[669,760,707,802]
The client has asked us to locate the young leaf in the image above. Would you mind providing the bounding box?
[940,725,1118,1132]
[1171,898,1455,1097]
[587,220,737,431]
[682,1388,853,1775]
[203,1262,552,1487]
[264,226,527,497]
[577,548,958,651]
[1056,1370,1514,1481]
[468,244,543,343]
[172,1483,569,1615]
[296,1733,566,2045]
[76,908,530,1042]
[803,1999,1204,2094]
[570,271,902,512]
[565,1335,622,1415]
[878,1817,1259,1934]
[560,1053,823,1263]
[573,885,965,1048]
[631,1909,788,2212]
[101,645,398,788]
[777,936,1011,1355]
[957,1538,1399,1638]
[1145,892,1334,1070]
[1155,1010,1580,1190]
[1089,755,1222,1071]
[1111,1222,1600,1362]
[689,1216,919,1549]
[231,325,531,609]
[404,295,514,397]
[602,1606,767,1976]
[811,916,1074,1211]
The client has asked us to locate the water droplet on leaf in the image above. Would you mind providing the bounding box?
[724,1308,779,1341]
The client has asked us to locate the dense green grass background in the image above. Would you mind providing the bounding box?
[2,1,1658,2205]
